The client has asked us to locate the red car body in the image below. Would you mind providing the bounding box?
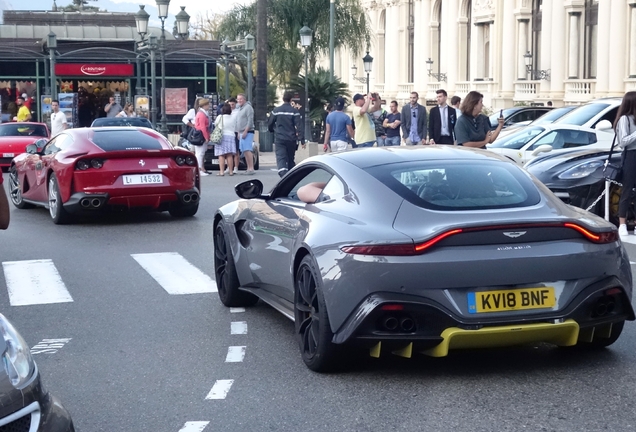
[0,122,49,168]
[8,127,200,223]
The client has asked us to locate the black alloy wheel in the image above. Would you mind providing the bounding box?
[214,223,258,307]
[8,166,33,209]
[294,255,341,372]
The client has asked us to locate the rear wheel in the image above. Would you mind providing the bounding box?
[48,174,71,224]
[294,255,341,372]
[8,166,33,209]
[214,223,258,307]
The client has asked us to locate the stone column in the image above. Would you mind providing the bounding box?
[419,0,432,88]
[550,0,566,98]
[476,24,485,80]
[446,0,459,92]
[608,0,626,95]
[630,3,636,78]
[517,19,529,80]
[595,0,611,96]
[539,0,553,97]
[384,4,400,96]
[488,21,495,80]
[567,12,580,78]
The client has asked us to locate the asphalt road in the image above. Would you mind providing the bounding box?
[1,162,636,432]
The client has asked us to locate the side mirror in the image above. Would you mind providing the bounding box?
[595,120,613,131]
[25,144,38,154]
[34,138,47,150]
[235,180,264,199]
[531,144,553,156]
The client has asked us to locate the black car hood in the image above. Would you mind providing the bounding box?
[526,147,617,187]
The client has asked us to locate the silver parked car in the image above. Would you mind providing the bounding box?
[213,147,633,372]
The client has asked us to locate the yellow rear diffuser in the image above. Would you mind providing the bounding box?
[423,319,580,358]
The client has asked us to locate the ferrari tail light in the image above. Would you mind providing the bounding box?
[175,155,197,166]
[76,159,104,170]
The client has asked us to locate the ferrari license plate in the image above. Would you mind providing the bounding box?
[467,287,555,314]
[123,174,163,185]
[3,153,14,158]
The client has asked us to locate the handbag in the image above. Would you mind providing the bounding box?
[603,134,622,182]
[210,115,224,145]
[187,127,205,146]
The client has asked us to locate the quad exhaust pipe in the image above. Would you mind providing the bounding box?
[80,197,104,209]
[181,192,199,204]
[380,315,416,332]
[593,296,616,317]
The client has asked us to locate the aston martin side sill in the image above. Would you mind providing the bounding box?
[240,287,295,321]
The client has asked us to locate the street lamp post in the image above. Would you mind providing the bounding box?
[47,32,57,99]
[299,25,313,143]
[425,58,447,82]
[362,51,373,94]
[135,1,190,136]
[245,34,255,102]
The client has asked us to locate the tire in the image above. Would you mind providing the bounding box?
[169,203,199,217]
[48,174,71,224]
[578,321,625,349]
[8,166,34,209]
[214,223,258,307]
[294,255,342,372]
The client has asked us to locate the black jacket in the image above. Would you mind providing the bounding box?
[428,105,457,143]
[268,102,304,144]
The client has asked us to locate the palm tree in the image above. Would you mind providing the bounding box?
[289,67,349,141]
[255,0,268,123]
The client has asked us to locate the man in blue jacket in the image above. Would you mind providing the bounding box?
[268,91,305,177]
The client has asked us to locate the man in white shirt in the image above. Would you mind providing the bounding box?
[50,99,68,137]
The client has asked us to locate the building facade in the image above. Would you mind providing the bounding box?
[336,0,636,109]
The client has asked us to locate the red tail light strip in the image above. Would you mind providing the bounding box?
[341,223,617,256]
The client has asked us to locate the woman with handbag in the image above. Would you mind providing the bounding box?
[214,103,237,176]
[194,98,211,176]
[615,91,636,237]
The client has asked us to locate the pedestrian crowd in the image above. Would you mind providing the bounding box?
[323,89,505,153]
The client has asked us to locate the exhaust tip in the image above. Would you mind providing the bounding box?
[383,317,399,331]
[91,198,101,208]
[400,317,415,332]
[183,194,191,203]
[190,193,199,202]
[80,198,91,208]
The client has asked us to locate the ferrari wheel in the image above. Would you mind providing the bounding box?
[48,174,71,224]
[214,223,258,307]
[8,166,33,209]
[579,321,625,349]
[169,203,199,217]
[294,255,341,372]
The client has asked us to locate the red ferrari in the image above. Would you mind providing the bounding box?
[0,122,49,169]
[8,127,200,224]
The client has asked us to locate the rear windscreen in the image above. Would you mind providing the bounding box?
[91,130,163,151]
[0,124,48,137]
[365,160,541,211]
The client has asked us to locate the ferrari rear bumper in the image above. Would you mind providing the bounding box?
[64,188,199,212]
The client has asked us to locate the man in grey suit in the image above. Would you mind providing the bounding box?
[401,92,427,145]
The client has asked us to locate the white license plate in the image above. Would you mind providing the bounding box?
[3,153,14,158]
[123,174,163,185]
[211,159,219,165]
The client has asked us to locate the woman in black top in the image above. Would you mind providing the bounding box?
[454,91,504,148]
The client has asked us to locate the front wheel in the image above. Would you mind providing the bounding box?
[48,174,71,224]
[294,255,341,372]
[8,166,33,209]
[214,223,258,307]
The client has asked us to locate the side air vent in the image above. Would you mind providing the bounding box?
[235,220,250,248]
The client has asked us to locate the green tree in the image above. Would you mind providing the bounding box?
[60,0,98,11]
[289,67,350,140]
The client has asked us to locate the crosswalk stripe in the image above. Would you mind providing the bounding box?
[2,259,73,306]
[225,346,246,362]
[178,422,209,432]
[131,253,217,294]
[231,321,248,335]
[205,380,234,400]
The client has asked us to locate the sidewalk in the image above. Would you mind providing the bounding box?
[258,143,322,166]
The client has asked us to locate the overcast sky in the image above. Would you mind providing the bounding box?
[0,0,252,26]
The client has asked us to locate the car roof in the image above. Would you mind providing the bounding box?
[0,122,48,127]
[327,146,510,169]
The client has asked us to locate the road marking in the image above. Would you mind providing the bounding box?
[131,253,217,294]
[231,321,248,335]
[621,236,636,245]
[178,422,209,432]
[230,307,245,313]
[30,338,72,355]
[205,380,234,400]
[2,259,73,306]
[225,346,246,362]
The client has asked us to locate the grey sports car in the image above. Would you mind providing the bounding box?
[213,146,634,372]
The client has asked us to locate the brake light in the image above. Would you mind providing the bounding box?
[76,158,104,170]
[340,244,416,256]
[414,229,463,252]
[380,304,404,311]
[564,223,618,244]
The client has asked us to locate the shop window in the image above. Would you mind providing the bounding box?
[165,62,205,77]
